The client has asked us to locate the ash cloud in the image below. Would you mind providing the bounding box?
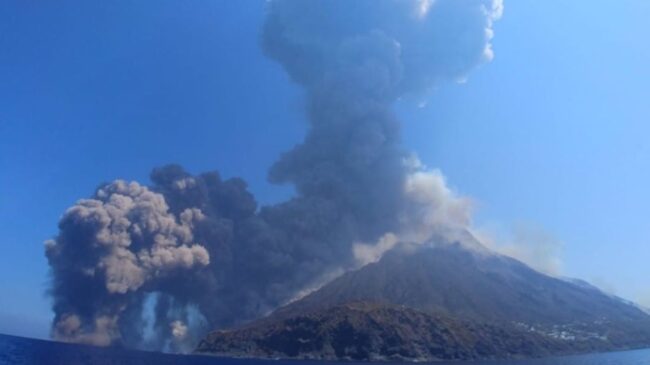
[45,181,209,347]
[353,167,474,266]
[45,0,502,351]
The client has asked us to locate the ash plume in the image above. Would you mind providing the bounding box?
[45,0,502,351]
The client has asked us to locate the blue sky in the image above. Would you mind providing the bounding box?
[1,1,650,338]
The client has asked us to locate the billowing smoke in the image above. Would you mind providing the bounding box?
[353,167,474,266]
[45,181,209,348]
[45,0,502,351]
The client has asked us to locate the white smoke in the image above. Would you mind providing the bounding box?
[170,320,188,340]
[354,158,474,265]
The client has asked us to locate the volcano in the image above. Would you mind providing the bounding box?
[196,233,650,361]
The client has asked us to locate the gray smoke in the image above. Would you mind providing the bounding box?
[45,181,209,349]
[45,0,502,351]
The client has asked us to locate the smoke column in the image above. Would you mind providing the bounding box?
[45,0,502,351]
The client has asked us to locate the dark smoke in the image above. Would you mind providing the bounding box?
[45,0,502,351]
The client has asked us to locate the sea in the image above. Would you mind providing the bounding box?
[1,334,649,365]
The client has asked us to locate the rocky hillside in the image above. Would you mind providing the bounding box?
[279,241,650,332]
[196,237,650,361]
[196,302,625,361]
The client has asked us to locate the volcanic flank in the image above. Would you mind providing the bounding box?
[196,236,650,361]
[44,0,650,360]
[44,0,503,351]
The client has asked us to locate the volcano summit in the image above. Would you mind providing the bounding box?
[197,234,650,361]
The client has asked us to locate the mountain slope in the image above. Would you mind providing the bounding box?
[197,237,650,360]
[196,301,625,361]
[279,241,650,332]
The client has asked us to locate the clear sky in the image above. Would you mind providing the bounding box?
[1,1,649,339]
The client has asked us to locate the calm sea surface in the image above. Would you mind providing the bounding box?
[1,334,649,365]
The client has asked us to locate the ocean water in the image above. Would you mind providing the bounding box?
[1,334,649,365]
